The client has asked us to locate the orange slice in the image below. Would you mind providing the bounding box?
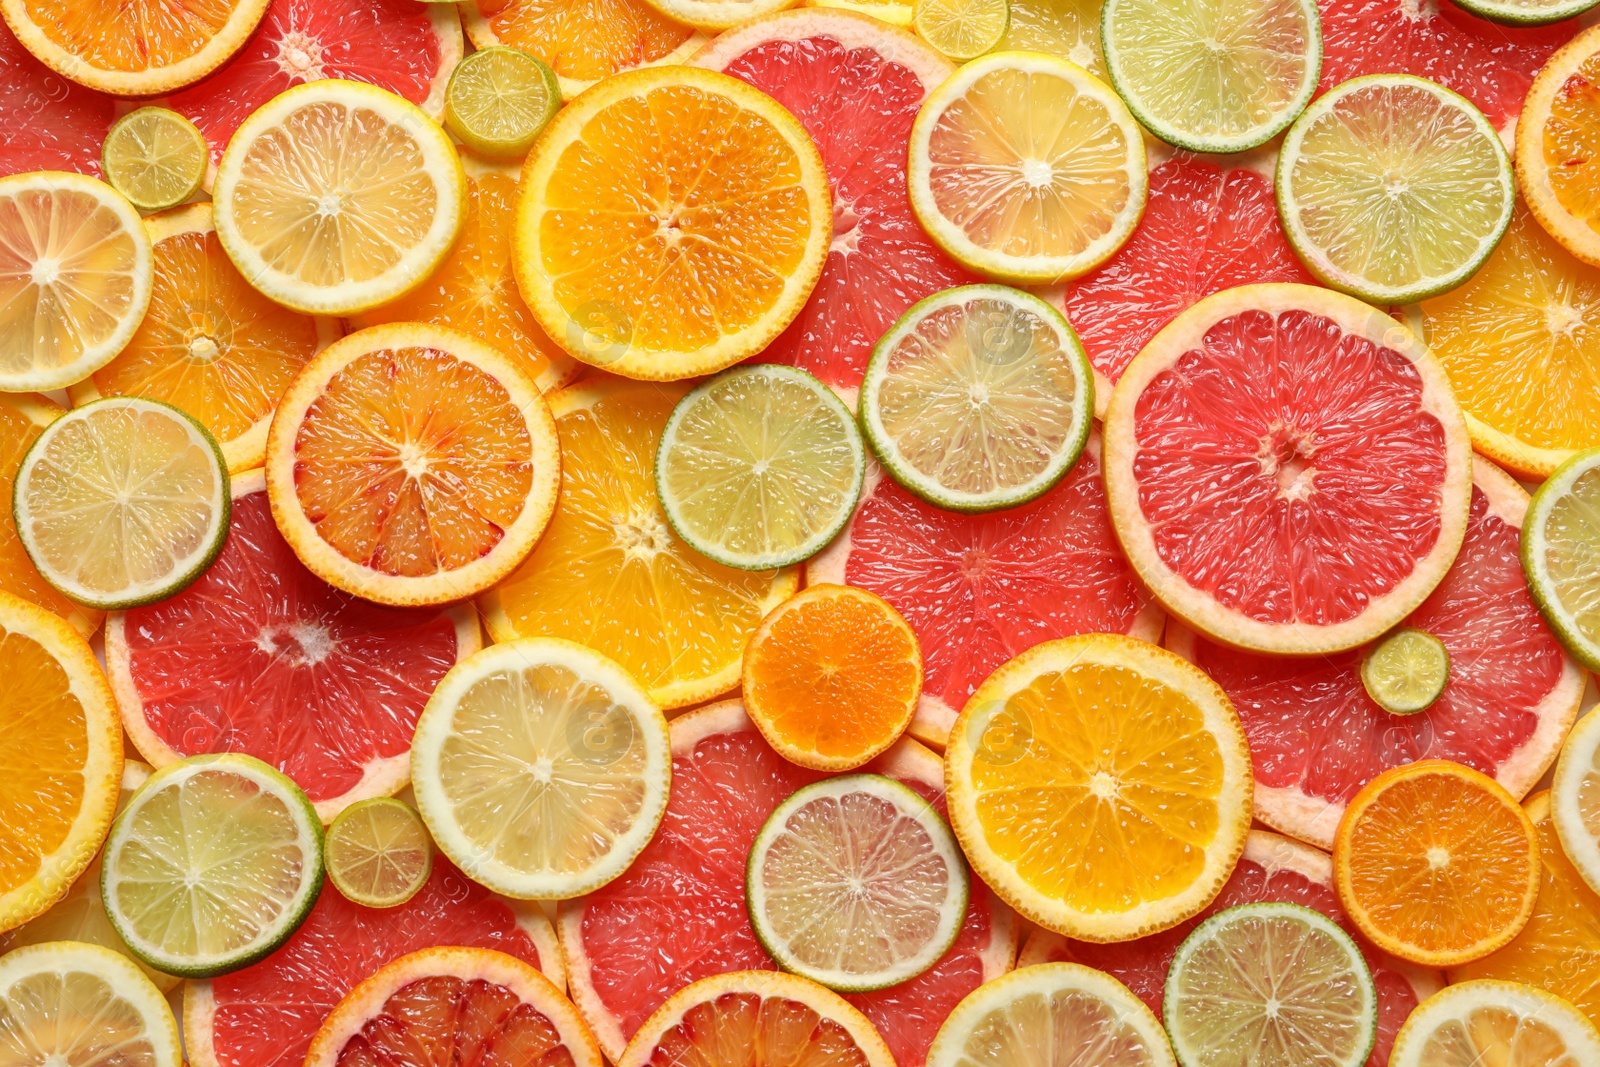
[742,584,923,771]
[265,322,560,608]
[68,203,337,473]
[1334,760,1540,969]
[514,65,832,381]
[1517,24,1600,270]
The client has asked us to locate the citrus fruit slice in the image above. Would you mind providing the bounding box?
[926,963,1175,1067]
[1360,628,1449,716]
[412,638,671,900]
[1519,25,1600,270]
[306,946,602,1067]
[0,21,114,176]
[14,397,229,611]
[558,701,1017,1066]
[743,585,922,771]
[912,0,1008,60]
[443,46,558,160]
[1165,902,1376,1067]
[1389,979,1600,1067]
[324,797,431,909]
[808,434,1163,748]
[1554,712,1600,898]
[992,0,1102,73]
[515,66,830,382]
[100,107,207,212]
[908,50,1147,284]
[1102,0,1321,153]
[480,377,798,711]
[657,365,864,569]
[1104,283,1473,656]
[860,284,1092,512]
[265,322,559,608]
[213,80,465,317]
[747,774,967,991]
[692,9,974,390]
[66,204,338,474]
[0,941,181,1067]
[1277,73,1513,304]
[1334,760,1540,968]
[1459,0,1598,22]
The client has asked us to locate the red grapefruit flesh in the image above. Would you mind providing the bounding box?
[1168,458,1582,849]
[108,471,479,822]
[1017,830,1442,1067]
[558,701,1017,1067]
[691,10,976,390]
[0,19,114,176]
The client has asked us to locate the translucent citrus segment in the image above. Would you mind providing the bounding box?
[912,0,1009,62]
[1389,980,1600,1067]
[1554,713,1600,901]
[443,47,559,160]
[1360,628,1449,715]
[324,798,432,909]
[1518,24,1600,269]
[0,942,182,1067]
[1523,448,1600,671]
[0,20,116,177]
[992,0,1102,74]
[461,0,702,96]
[808,0,914,26]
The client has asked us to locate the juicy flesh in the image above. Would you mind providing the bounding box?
[648,993,870,1067]
[0,968,164,1067]
[449,51,553,147]
[0,398,100,631]
[946,987,1164,1067]
[474,0,691,86]
[1544,52,1600,234]
[994,0,1104,75]
[1409,1005,1589,1067]
[1361,629,1448,713]
[0,22,115,176]
[103,111,206,208]
[21,0,244,72]
[334,976,572,1067]
[325,803,430,903]
[915,0,1008,59]
[1543,465,1600,650]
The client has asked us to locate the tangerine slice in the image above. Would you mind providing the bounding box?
[461,0,702,97]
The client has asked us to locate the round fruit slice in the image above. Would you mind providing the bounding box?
[324,797,431,909]
[1554,712,1600,899]
[0,21,115,176]
[1104,284,1473,656]
[992,0,1102,73]
[479,377,798,711]
[462,0,702,97]
[1389,979,1600,1067]
[515,65,830,381]
[912,0,1008,61]
[1523,448,1600,674]
[1459,0,1599,22]
[860,284,1092,512]
[1165,902,1376,1067]
[1519,25,1600,270]
[908,50,1147,284]
[1334,760,1539,968]
[412,638,671,900]
[557,701,1018,1066]
[100,107,207,212]
[0,941,181,1067]
[14,397,229,611]
[306,946,602,1067]
[1102,0,1321,153]
[657,365,864,569]
[443,46,558,160]
[643,0,794,31]
[265,322,559,608]
[1360,629,1449,716]
[692,9,973,390]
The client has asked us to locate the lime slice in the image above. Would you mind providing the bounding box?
[1276,74,1514,304]
[1360,628,1449,715]
[1450,0,1599,26]
[325,797,433,909]
[0,941,182,1067]
[860,284,1092,513]
[657,364,864,570]
[1101,0,1321,153]
[13,396,230,611]
[1165,902,1377,1067]
[1552,710,1600,897]
[101,107,208,213]
[99,753,324,978]
[914,0,1009,60]
[445,46,561,160]
[747,774,968,992]
[1523,446,1600,672]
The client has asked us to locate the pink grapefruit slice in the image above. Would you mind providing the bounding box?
[1017,829,1443,1067]
[1103,283,1473,656]
[1167,457,1582,849]
[558,700,1017,1067]
[691,9,977,391]
[107,469,480,823]
[0,19,114,176]
[807,433,1163,750]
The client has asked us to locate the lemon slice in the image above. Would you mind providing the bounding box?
[1552,710,1600,897]
[324,797,433,909]
[1360,628,1450,715]
[444,47,560,160]
[1522,447,1600,670]
[0,941,182,1067]
[913,0,1009,60]
[1388,980,1600,1067]
[101,107,208,213]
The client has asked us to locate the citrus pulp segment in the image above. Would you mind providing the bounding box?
[1100,0,1321,153]
[807,0,913,27]
[479,377,799,711]
[324,797,431,909]
[912,0,1009,61]
[1388,979,1600,1067]
[860,284,1092,512]
[1103,283,1472,656]
[100,107,208,212]
[1521,24,1600,271]
[907,50,1147,285]
[514,65,831,381]
[461,0,703,97]
[1524,449,1600,671]
[993,0,1103,73]
[0,22,114,176]
[443,46,559,160]
[1555,713,1600,898]
[1359,628,1449,716]
[0,941,182,1067]
[642,0,798,31]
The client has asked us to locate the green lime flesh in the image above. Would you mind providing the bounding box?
[1450,0,1599,25]
[445,47,561,159]
[1523,446,1600,672]
[325,797,433,909]
[101,107,208,212]
[1361,627,1450,715]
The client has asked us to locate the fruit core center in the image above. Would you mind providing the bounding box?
[960,547,988,581]
[188,335,222,363]
[1382,173,1409,200]
[259,622,336,666]
[1020,159,1054,189]
[1426,846,1450,869]
[1089,771,1118,799]
[315,192,346,218]
[1264,998,1280,1018]
[1400,0,1438,19]
[1546,302,1586,338]
[532,756,554,784]
[831,197,862,256]
[968,382,990,406]
[396,442,430,479]
[276,31,326,81]
[615,511,672,559]
[29,257,60,286]
[1257,427,1316,501]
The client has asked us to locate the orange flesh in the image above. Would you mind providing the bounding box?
[1546,53,1600,233]
[0,399,99,634]
[647,993,871,1067]
[334,976,574,1067]
[20,0,248,72]
[473,0,692,86]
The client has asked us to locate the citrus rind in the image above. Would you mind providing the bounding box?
[1551,711,1600,898]
[1523,448,1600,673]
[0,941,182,1067]
[101,107,208,212]
[1454,0,1600,27]
[1388,979,1600,1067]
[324,797,433,909]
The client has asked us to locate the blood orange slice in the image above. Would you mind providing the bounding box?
[108,470,480,822]
[0,21,114,176]
[558,700,1017,1067]
[1168,458,1582,849]
[1017,830,1442,1067]
[807,435,1163,750]
[691,9,976,390]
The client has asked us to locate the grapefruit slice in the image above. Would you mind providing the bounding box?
[1017,830,1443,1067]
[807,435,1164,750]
[0,20,114,176]
[184,859,564,1067]
[1168,458,1583,849]
[107,470,481,823]
[557,700,1018,1067]
[691,9,977,390]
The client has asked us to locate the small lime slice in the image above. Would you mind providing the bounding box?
[1523,446,1600,671]
[860,284,1092,513]
[445,46,561,160]
[100,753,324,978]
[1450,0,1599,25]
[913,0,1009,60]
[101,107,208,213]
[325,797,433,908]
[1165,902,1377,1067]
[1360,628,1450,715]
[13,397,230,611]
[1277,74,1514,304]
[747,774,969,992]
[657,364,864,570]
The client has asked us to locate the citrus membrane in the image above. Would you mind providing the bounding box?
[912,0,1009,61]
[1360,628,1449,715]
[0,941,182,1067]
[1523,447,1600,671]
[101,107,208,213]
[324,797,433,909]
[444,46,559,159]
